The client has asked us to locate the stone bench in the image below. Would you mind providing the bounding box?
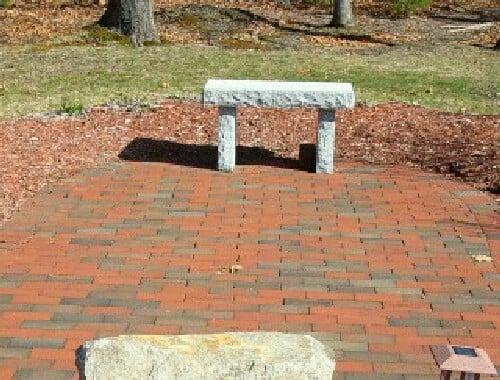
[202,79,355,173]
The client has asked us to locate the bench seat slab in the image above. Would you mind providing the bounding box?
[203,80,355,109]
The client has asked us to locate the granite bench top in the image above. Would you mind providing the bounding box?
[202,79,355,109]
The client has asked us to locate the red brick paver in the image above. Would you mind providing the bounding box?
[0,161,499,379]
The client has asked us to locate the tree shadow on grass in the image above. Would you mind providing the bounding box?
[427,7,500,23]
[154,4,394,46]
[118,138,315,171]
[222,7,394,45]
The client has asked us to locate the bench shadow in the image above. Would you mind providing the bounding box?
[119,138,316,172]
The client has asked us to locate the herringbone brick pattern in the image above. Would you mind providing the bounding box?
[0,161,498,379]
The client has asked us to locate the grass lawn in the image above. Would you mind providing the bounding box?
[0,43,498,118]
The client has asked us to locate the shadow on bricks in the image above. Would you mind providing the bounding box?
[119,137,309,171]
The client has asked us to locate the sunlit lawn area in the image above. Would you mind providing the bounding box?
[0,42,498,118]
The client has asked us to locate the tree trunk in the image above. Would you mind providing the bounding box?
[99,0,157,47]
[332,0,354,27]
[495,39,500,50]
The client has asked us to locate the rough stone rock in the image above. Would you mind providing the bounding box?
[203,79,355,109]
[78,332,335,380]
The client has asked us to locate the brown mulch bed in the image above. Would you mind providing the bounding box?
[0,101,498,225]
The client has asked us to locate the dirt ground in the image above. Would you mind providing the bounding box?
[0,0,498,47]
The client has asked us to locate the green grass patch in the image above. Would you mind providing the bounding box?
[177,14,202,29]
[58,97,84,115]
[0,44,497,118]
[391,0,433,17]
[220,38,270,51]
[301,0,331,9]
[0,0,11,8]
[81,25,132,46]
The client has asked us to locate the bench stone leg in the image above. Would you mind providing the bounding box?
[218,106,236,172]
[316,109,335,173]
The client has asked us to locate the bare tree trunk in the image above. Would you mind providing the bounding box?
[332,0,354,27]
[99,0,157,47]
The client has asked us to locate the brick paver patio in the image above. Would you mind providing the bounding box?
[0,160,498,379]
